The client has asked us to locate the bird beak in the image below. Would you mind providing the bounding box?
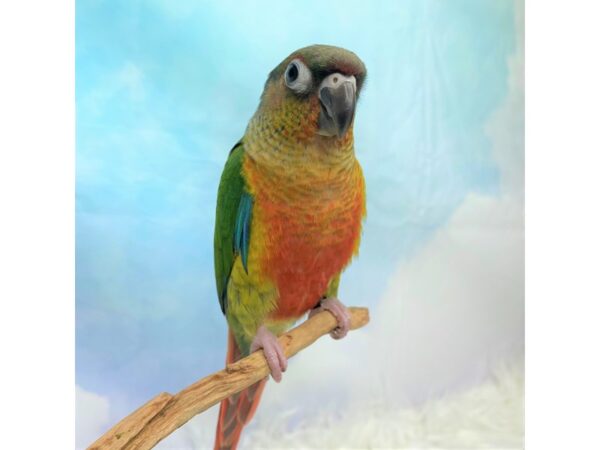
[317,73,357,138]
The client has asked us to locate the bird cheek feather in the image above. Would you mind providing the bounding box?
[296,97,321,141]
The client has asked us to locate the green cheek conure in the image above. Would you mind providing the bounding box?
[213,45,367,450]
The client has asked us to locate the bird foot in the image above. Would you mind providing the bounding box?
[309,297,351,340]
[250,325,288,383]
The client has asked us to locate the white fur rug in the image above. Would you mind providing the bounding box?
[164,362,523,449]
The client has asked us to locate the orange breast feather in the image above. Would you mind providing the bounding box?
[244,156,365,319]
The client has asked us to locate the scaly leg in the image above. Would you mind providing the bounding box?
[309,297,351,340]
[250,325,288,383]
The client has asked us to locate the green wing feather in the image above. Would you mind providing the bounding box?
[214,142,253,314]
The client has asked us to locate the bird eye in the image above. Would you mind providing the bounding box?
[286,63,298,83]
[284,59,312,93]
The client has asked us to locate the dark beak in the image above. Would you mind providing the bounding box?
[318,80,357,138]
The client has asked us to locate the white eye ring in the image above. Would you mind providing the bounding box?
[284,59,312,94]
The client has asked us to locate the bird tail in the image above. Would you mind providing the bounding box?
[214,330,267,450]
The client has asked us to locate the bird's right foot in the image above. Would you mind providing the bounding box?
[250,325,288,383]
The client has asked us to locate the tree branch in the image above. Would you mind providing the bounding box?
[88,307,370,450]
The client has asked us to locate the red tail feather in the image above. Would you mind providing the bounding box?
[214,330,267,450]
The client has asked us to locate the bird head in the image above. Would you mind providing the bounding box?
[255,45,367,144]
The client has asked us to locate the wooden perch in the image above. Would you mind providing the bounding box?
[88,307,370,450]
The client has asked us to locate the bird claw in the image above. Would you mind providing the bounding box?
[309,297,351,340]
[250,325,287,383]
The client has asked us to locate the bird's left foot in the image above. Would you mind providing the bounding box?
[309,297,351,340]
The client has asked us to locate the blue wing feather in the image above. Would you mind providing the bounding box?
[234,192,253,273]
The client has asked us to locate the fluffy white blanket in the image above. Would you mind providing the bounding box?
[165,362,523,449]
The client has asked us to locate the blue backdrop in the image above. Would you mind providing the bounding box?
[76,1,523,447]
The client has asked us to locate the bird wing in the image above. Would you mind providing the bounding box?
[213,141,253,314]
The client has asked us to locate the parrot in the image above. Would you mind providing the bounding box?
[213,44,367,450]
